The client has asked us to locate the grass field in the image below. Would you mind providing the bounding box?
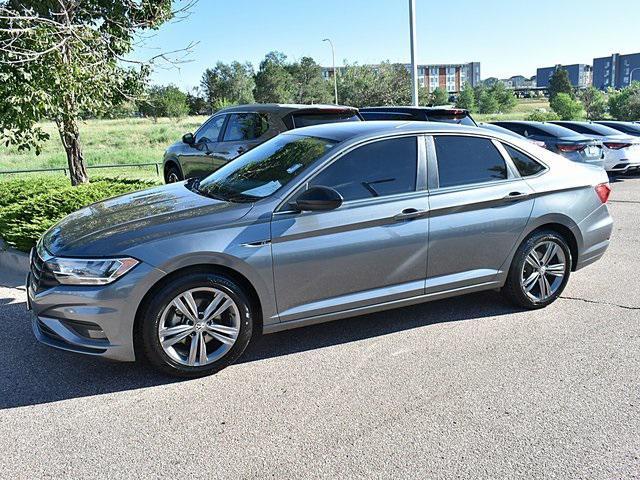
[0,99,550,180]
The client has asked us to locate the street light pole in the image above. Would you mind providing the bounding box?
[323,38,338,104]
[408,0,419,106]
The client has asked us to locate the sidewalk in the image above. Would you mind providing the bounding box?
[0,240,28,289]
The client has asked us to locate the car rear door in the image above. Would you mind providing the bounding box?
[425,134,535,293]
[270,135,429,323]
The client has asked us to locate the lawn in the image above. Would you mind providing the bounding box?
[0,116,207,178]
[474,98,550,122]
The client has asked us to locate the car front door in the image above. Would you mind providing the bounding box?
[180,114,227,179]
[270,135,430,323]
[213,113,269,165]
[426,134,535,293]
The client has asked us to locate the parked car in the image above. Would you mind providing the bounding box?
[492,121,604,168]
[550,121,640,174]
[29,122,612,377]
[360,106,478,126]
[478,122,547,148]
[162,104,362,183]
[594,121,640,137]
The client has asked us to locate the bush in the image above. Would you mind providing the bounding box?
[608,82,640,121]
[550,93,584,120]
[0,176,159,252]
[526,109,560,121]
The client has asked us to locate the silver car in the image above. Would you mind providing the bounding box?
[28,122,613,377]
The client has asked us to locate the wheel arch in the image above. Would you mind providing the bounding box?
[163,157,183,182]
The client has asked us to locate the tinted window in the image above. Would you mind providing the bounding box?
[309,137,417,201]
[360,111,416,121]
[435,136,507,188]
[425,112,475,126]
[535,123,580,138]
[292,112,360,128]
[503,144,544,177]
[223,113,268,141]
[597,122,640,135]
[197,135,337,201]
[196,115,226,143]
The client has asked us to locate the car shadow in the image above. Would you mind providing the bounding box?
[0,291,519,409]
[609,171,640,183]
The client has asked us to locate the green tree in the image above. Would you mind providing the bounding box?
[254,51,295,103]
[186,87,209,116]
[429,87,449,106]
[200,61,255,109]
[550,93,584,120]
[489,82,517,113]
[478,90,499,114]
[139,85,188,120]
[287,56,332,104]
[580,86,607,119]
[455,82,476,112]
[377,62,411,105]
[335,63,379,107]
[607,82,640,120]
[548,68,574,100]
[525,109,559,121]
[0,0,178,185]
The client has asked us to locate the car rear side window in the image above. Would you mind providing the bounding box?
[502,144,545,177]
[223,113,268,142]
[292,112,360,128]
[309,137,417,201]
[434,135,507,188]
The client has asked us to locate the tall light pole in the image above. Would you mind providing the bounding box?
[323,38,338,104]
[408,0,419,106]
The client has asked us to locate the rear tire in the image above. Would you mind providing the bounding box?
[165,164,183,184]
[502,230,572,309]
[140,272,254,377]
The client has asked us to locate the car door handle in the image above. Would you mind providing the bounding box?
[393,208,428,221]
[503,191,529,201]
[237,147,246,154]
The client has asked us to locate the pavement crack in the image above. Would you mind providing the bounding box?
[560,295,640,310]
[609,199,640,205]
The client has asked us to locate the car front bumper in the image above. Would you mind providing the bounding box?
[27,261,165,362]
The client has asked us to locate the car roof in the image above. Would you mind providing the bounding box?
[283,120,484,142]
[217,103,358,114]
[359,105,469,113]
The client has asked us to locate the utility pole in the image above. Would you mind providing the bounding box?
[323,38,338,104]
[409,0,419,106]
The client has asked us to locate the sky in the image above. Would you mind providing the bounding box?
[133,0,640,91]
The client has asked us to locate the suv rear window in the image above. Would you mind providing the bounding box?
[424,112,476,126]
[291,111,360,128]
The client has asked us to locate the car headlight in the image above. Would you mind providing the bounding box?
[46,257,139,285]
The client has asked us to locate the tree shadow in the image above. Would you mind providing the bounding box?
[0,291,519,409]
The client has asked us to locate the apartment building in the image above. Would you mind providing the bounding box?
[536,64,592,88]
[593,52,640,90]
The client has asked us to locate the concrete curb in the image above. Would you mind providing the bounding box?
[0,239,29,289]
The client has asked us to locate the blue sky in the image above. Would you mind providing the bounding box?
[134,0,640,90]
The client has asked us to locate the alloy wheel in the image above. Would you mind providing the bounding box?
[520,240,567,302]
[158,287,240,367]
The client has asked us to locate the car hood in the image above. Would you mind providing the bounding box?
[43,182,253,257]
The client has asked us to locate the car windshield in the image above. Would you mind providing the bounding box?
[195,134,338,202]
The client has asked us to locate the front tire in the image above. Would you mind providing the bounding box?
[165,164,183,184]
[502,230,572,309]
[140,272,254,377]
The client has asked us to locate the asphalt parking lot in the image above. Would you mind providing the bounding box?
[1,176,638,479]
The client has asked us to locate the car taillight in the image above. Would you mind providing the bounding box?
[595,183,611,203]
[557,143,586,152]
[603,142,632,150]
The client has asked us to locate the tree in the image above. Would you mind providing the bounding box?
[200,61,255,109]
[429,87,449,106]
[336,62,411,107]
[254,51,295,103]
[186,87,208,116]
[550,93,584,120]
[455,82,476,112]
[478,90,499,114]
[0,0,187,185]
[607,82,640,121]
[139,85,188,120]
[548,68,574,100]
[287,56,332,104]
[525,109,559,121]
[489,81,517,113]
[580,86,607,120]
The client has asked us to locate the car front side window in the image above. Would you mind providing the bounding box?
[308,136,418,202]
[196,115,226,144]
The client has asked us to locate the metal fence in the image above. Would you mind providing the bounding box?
[0,162,162,177]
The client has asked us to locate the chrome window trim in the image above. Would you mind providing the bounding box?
[274,134,426,214]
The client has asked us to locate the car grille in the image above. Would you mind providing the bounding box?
[30,247,59,293]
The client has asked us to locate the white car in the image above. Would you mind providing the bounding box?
[552,121,640,174]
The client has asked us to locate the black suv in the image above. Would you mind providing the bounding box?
[359,106,477,126]
[163,104,362,183]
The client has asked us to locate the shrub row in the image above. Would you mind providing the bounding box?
[0,176,159,252]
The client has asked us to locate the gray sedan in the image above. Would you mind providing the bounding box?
[28,122,613,377]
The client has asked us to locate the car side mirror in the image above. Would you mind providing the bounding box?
[182,132,195,145]
[293,186,343,212]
